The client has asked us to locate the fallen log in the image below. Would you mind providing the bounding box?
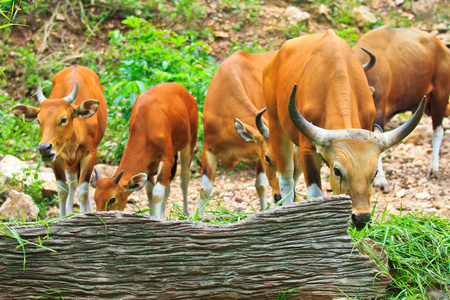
[0,195,390,299]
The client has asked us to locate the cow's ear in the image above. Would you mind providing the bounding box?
[234,119,263,145]
[74,100,99,118]
[12,105,39,122]
[126,173,147,192]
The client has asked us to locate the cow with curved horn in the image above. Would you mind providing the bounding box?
[12,65,107,217]
[263,30,425,228]
[353,26,450,191]
[199,50,301,216]
[90,83,198,219]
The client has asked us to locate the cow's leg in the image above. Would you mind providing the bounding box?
[429,125,444,177]
[179,145,192,216]
[427,90,449,178]
[300,137,323,199]
[77,153,96,213]
[198,149,218,216]
[52,160,68,217]
[152,157,174,219]
[293,145,303,192]
[144,179,156,217]
[255,159,268,211]
[65,170,78,215]
[271,129,294,206]
[372,114,390,192]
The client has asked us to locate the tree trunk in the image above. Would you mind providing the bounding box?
[0,195,390,299]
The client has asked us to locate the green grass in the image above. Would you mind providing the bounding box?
[349,206,450,299]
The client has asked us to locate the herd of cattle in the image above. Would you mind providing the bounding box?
[12,26,450,228]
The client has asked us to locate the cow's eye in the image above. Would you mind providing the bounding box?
[264,154,271,164]
[59,117,67,126]
[334,167,342,177]
[109,197,116,205]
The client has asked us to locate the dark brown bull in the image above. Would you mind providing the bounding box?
[353,26,450,191]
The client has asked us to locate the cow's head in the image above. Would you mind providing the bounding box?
[90,169,147,211]
[288,84,425,228]
[12,81,100,163]
[234,108,282,204]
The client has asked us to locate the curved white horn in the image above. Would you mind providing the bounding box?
[37,82,47,103]
[288,84,334,147]
[64,81,78,104]
[377,96,426,149]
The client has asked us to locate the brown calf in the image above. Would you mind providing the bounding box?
[91,82,198,219]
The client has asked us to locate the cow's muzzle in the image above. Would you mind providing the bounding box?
[351,213,371,229]
[38,143,55,162]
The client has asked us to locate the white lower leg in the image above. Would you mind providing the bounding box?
[198,174,212,216]
[279,173,294,206]
[152,182,166,219]
[77,182,91,212]
[65,172,77,215]
[306,183,324,199]
[56,180,69,217]
[374,154,389,192]
[255,172,268,211]
[429,125,443,176]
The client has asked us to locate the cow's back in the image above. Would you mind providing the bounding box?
[203,50,275,163]
[129,82,197,154]
[264,30,375,144]
[50,65,107,147]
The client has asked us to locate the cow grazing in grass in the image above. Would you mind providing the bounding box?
[12,65,107,217]
[199,50,294,215]
[91,82,198,219]
[353,26,450,191]
[263,30,425,228]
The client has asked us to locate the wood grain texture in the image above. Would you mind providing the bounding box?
[0,195,390,299]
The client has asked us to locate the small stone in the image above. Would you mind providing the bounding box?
[415,192,431,200]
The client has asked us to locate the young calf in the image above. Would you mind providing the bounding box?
[91,82,198,219]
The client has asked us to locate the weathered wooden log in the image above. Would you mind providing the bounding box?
[0,195,390,299]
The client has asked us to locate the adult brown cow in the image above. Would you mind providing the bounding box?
[263,30,425,227]
[353,26,450,191]
[199,50,297,216]
[91,82,198,219]
[12,65,107,217]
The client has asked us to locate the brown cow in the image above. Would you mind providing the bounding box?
[199,50,300,215]
[263,30,425,227]
[12,65,107,217]
[353,26,450,191]
[90,82,198,219]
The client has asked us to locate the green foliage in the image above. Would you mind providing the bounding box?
[82,16,218,161]
[349,209,450,298]
[0,92,40,161]
[283,21,307,40]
